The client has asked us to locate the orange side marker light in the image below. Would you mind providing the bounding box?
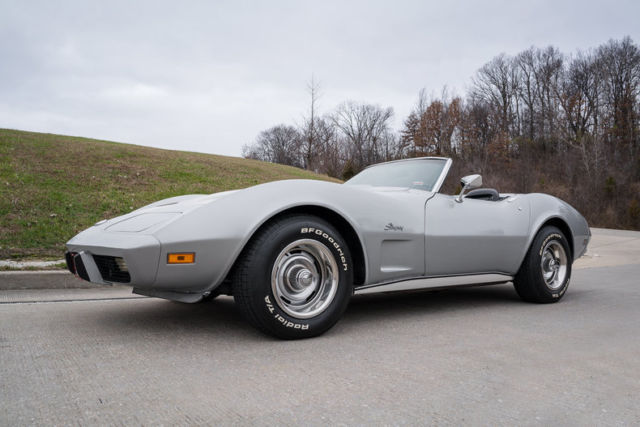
[167,253,195,264]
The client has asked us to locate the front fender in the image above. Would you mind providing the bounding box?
[523,194,590,262]
[151,181,371,293]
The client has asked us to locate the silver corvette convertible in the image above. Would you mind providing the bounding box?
[66,157,590,339]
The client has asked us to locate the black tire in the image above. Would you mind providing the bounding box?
[233,215,353,339]
[514,226,572,303]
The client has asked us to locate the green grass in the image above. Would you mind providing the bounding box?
[0,129,338,259]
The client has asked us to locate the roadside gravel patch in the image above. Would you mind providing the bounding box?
[0,259,65,269]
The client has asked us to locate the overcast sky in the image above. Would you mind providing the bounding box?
[1,0,639,156]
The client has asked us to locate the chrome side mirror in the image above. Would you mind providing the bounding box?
[456,174,482,203]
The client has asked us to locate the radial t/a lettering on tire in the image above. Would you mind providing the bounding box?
[233,215,353,339]
[514,225,572,303]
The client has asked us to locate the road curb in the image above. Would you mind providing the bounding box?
[0,270,113,290]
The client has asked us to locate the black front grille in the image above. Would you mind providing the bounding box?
[65,251,76,274]
[74,254,90,282]
[93,255,131,283]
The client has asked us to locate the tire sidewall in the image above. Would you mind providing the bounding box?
[246,217,353,338]
[530,226,572,300]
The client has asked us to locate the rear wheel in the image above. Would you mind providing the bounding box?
[233,215,353,339]
[514,226,572,303]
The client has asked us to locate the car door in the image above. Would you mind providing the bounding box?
[424,193,530,276]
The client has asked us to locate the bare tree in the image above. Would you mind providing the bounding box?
[556,52,601,143]
[331,101,394,171]
[597,37,640,153]
[314,116,344,178]
[516,48,538,141]
[552,52,603,180]
[533,46,563,146]
[242,125,303,167]
[471,54,520,136]
[301,75,321,171]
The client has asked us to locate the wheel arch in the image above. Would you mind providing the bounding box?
[532,217,575,258]
[515,215,574,276]
[225,205,367,288]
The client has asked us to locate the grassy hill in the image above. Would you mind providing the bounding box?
[0,129,337,260]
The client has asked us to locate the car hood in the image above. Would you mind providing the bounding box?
[138,190,241,212]
[86,179,430,235]
[135,180,420,214]
[88,190,241,234]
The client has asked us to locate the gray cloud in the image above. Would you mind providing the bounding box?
[1,0,639,155]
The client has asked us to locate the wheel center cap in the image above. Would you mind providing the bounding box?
[296,270,313,287]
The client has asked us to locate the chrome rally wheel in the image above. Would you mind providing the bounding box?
[540,240,568,291]
[271,239,339,319]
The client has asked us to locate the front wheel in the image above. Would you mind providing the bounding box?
[233,215,353,339]
[514,226,572,303]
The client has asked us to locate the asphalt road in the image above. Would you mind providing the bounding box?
[1,229,639,425]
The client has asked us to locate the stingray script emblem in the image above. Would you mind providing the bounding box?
[384,223,404,231]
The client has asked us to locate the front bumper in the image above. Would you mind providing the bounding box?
[65,224,237,294]
[574,230,591,259]
[66,227,161,286]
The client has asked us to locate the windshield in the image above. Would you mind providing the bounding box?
[345,158,448,191]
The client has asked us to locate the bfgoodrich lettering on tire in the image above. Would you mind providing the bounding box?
[233,215,353,339]
[514,225,572,303]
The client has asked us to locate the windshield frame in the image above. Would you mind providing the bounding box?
[345,157,452,193]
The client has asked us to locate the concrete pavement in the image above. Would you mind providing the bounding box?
[574,227,640,269]
[1,229,639,425]
[0,270,98,290]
